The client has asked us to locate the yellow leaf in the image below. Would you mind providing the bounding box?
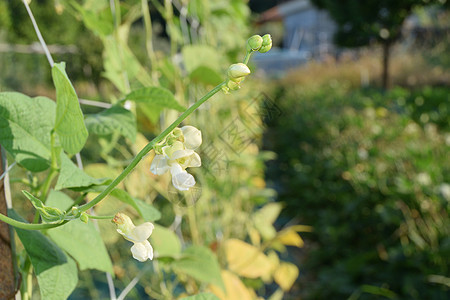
[253,202,282,225]
[290,225,313,232]
[224,239,272,279]
[248,227,261,247]
[209,270,254,300]
[262,251,280,283]
[273,262,299,291]
[277,229,304,248]
[252,203,282,240]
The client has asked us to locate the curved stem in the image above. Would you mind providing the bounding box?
[0,212,67,230]
[243,52,252,65]
[78,81,226,212]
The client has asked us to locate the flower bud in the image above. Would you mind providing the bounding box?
[259,34,272,53]
[80,213,89,224]
[227,63,251,82]
[71,206,81,217]
[246,35,263,52]
[112,213,135,234]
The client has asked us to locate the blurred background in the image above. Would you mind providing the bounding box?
[1,0,449,299]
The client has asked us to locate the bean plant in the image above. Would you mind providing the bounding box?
[0,1,307,299]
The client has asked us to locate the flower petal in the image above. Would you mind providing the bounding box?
[162,141,185,158]
[128,222,154,242]
[171,149,194,160]
[171,165,196,191]
[181,126,202,150]
[180,152,201,169]
[150,155,170,175]
[131,240,153,262]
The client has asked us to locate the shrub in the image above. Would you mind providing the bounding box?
[265,83,450,299]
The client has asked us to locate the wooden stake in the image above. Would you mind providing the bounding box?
[0,150,16,299]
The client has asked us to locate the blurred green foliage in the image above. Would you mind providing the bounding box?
[1,0,304,299]
[265,82,449,299]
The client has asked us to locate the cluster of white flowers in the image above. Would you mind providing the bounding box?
[150,126,202,191]
[113,213,154,262]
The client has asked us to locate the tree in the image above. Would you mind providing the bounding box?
[311,0,446,89]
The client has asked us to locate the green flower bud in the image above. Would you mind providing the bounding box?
[246,35,263,52]
[80,213,89,224]
[112,213,135,233]
[71,207,81,217]
[227,63,251,82]
[259,34,272,53]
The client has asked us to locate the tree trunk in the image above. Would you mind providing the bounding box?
[0,150,16,300]
[382,40,391,90]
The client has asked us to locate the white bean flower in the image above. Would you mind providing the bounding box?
[150,126,202,191]
[112,213,154,262]
[181,126,202,150]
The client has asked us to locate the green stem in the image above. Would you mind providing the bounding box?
[40,131,59,204]
[164,0,176,56]
[39,168,58,202]
[0,212,67,230]
[78,81,226,212]
[86,214,115,220]
[141,0,158,83]
[243,51,252,64]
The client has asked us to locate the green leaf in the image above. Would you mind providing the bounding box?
[182,45,223,73]
[85,104,136,142]
[134,197,161,222]
[46,191,114,274]
[102,36,152,93]
[149,224,181,258]
[110,189,161,222]
[74,4,114,37]
[52,62,88,155]
[10,210,78,300]
[22,191,65,224]
[0,92,55,172]
[172,245,224,290]
[125,87,185,112]
[189,66,223,86]
[180,293,220,300]
[55,153,109,190]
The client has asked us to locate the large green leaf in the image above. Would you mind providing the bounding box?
[125,87,185,112]
[149,224,181,258]
[55,153,109,190]
[172,245,224,290]
[110,188,161,222]
[189,66,223,86]
[52,62,88,155]
[182,45,223,73]
[46,191,113,274]
[0,92,55,172]
[102,35,152,93]
[180,293,220,300]
[72,3,114,37]
[10,210,78,300]
[85,104,136,142]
